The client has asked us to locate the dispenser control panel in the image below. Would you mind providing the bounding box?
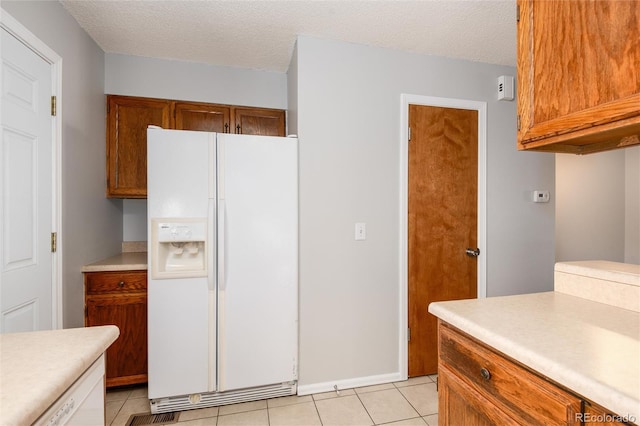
[157,221,206,242]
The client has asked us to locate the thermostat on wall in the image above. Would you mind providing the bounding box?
[533,190,550,203]
[498,75,515,101]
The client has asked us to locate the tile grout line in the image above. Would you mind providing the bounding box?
[353,389,378,426]
[394,379,434,423]
[311,395,325,426]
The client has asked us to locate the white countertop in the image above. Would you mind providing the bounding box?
[81,252,148,272]
[0,325,119,425]
[429,292,640,422]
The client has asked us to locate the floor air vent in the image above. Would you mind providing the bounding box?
[127,412,178,426]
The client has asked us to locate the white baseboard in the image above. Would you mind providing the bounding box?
[297,372,405,396]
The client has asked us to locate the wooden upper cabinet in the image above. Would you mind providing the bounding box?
[107,95,173,198]
[234,107,286,136]
[175,102,232,133]
[106,95,286,198]
[517,0,640,154]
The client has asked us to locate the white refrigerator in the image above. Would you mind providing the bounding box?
[147,128,298,413]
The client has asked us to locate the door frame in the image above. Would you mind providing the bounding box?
[1,9,63,329]
[399,94,487,377]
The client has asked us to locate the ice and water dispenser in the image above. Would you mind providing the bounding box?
[151,218,207,279]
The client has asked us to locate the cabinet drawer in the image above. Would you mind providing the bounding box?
[439,323,581,425]
[85,271,147,294]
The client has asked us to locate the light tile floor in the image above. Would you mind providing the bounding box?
[106,375,439,426]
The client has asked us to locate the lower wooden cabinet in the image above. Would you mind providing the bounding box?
[437,321,634,426]
[438,322,581,425]
[84,270,147,387]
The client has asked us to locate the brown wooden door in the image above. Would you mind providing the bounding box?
[106,95,173,198]
[408,104,478,377]
[175,101,232,133]
[233,107,286,136]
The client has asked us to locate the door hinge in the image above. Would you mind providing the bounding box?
[51,96,57,116]
[407,327,411,342]
[516,4,520,22]
[517,115,521,131]
[408,127,412,141]
[50,232,57,253]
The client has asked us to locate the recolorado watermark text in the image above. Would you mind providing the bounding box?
[575,412,637,423]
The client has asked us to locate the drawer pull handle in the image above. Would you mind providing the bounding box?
[480,368,491,381]
[118,281,125,288]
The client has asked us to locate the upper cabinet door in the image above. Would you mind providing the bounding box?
[233,107,286,137]
[175,102,232,133]
[107,95,174,198]
[517,0,640,154]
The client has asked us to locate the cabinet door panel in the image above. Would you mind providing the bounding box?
[439,365,521,425]
[107,96,173,197]
[175,102,231,133]
[86,293,147,387]
[233,107,285,136]
[517,0,640,153]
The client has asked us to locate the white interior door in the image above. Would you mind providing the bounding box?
[217,134,298,392]
[1,27,54,332]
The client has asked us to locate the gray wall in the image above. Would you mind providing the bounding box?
[2,1,122,328]
[556,146,640,264]
[291,36,555,391]
[104,53,288,240]
[105,53,287,108]
[625,148,640,264]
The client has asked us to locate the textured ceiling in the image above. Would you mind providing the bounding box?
[60,0,517,73]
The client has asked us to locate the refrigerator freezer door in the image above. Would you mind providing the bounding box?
[147,129,216,398]
[217,134,298,392]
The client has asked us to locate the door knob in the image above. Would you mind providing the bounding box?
[466,248,480,257]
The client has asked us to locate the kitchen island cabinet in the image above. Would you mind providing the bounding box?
[429,291,639,425]
[439,322,582,425]
[0,326,119,425]
[516,0,640,154]
[84,269,148,388]
[106,95,286,198]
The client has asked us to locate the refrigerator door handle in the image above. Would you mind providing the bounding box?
[208,199,216,292]
[217,136,225,200]
[218,198,226,291]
